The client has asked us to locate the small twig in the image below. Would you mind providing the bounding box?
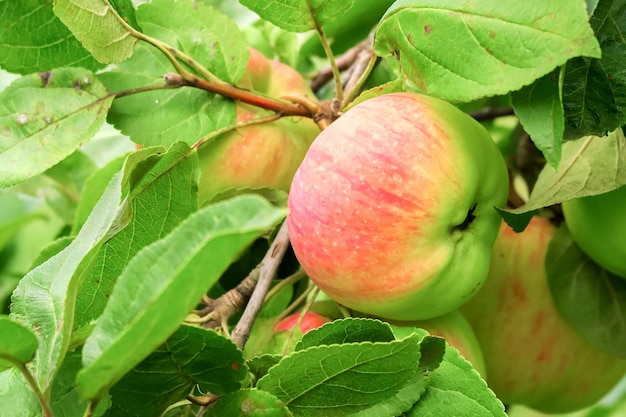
[230,222,291,349]
[186,76,314,117]
[341,45,379,109]
[310,39,371,92]
[199,266,260,330]
[470,107,515,122]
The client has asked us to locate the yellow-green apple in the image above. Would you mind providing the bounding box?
[287,92,509,321]
[461,216,626,413]
[197,48,320,205]
[562,185,626,278]
[378,310,487,378]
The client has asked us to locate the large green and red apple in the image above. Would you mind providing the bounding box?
[461,216,626,413]
[197,48,320,205]
[562,185,626,278]
[287,92,509,321]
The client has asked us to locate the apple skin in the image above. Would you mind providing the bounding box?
[461,217,626,413]
[197,48,320,205]
[380,310,487,378]
[287,92,509,321]
[562,185,626,278]
[273,312,332,334]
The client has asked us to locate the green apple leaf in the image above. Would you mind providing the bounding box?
[511,70,565,169]
[546,225,626,359]
[108,0,141,32]
[0,368,41,416]
[0,68,113,188]
[10,167,125,393]
[239,0,356,33]
[137,0,249,84]
[374,0,601,102]
[503,129,626,219]
[107,325,246,416]
[53,0,138,64]
[50,350,110,417]
[563,0,626,139]
[247,354,282,381]
[77,195,285,400]
[72,143,198,340]
[0,316,38,372]
[205,389,292,417]
[72,155,127,234]
[298,0,395,58]
[99,0,246,147]
[243,20,300,67]
[0,0,103,74]
[257,333,426,417]
[296,317,396,351]
[41,150,98,225]
[0,191,45,253]
[403,342,506,416]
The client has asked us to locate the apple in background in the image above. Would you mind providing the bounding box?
[381,310,487,379]
[273,312,331,334]
[287,92,509,321]
[461,216,626,413]
[197,48,320,205]
[561,185,626,279]
[271,312,331,355]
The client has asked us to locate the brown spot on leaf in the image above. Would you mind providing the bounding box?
[231,362,240,371]
[489,30,496,39]
[424,25,432,35]
[39,71,52,87]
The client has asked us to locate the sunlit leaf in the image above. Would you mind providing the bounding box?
[77,195,285,400]
[375,0,601,102]
[53,0,138,64]
[0,68,113,188]
[0,0,103,74]
[240,0,355,33]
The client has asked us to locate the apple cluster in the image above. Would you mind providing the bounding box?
[195,50,626,413]
[280,93,626,413]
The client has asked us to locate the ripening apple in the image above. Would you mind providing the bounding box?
[270,312,331,355]
[273,311,332,334]
[197,48,320,205]
[461,217,626,413]
[561,185,626,278]
[378,310,487,378]
[287,92,509,321]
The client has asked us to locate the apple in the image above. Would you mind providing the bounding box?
[270,312,331,355]
[561,185,626,278]
[197,48,320,205]
[287,92,509,321]
[461,216,626,413]
[379,310,487,378]
[273,312,332,334]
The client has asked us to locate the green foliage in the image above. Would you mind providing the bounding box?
[0,68,113,188]
[0,315,38,371]
[546,226,626,359]
[0,0,103,74]
[374,0,600,102]
[0,0,625,415]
